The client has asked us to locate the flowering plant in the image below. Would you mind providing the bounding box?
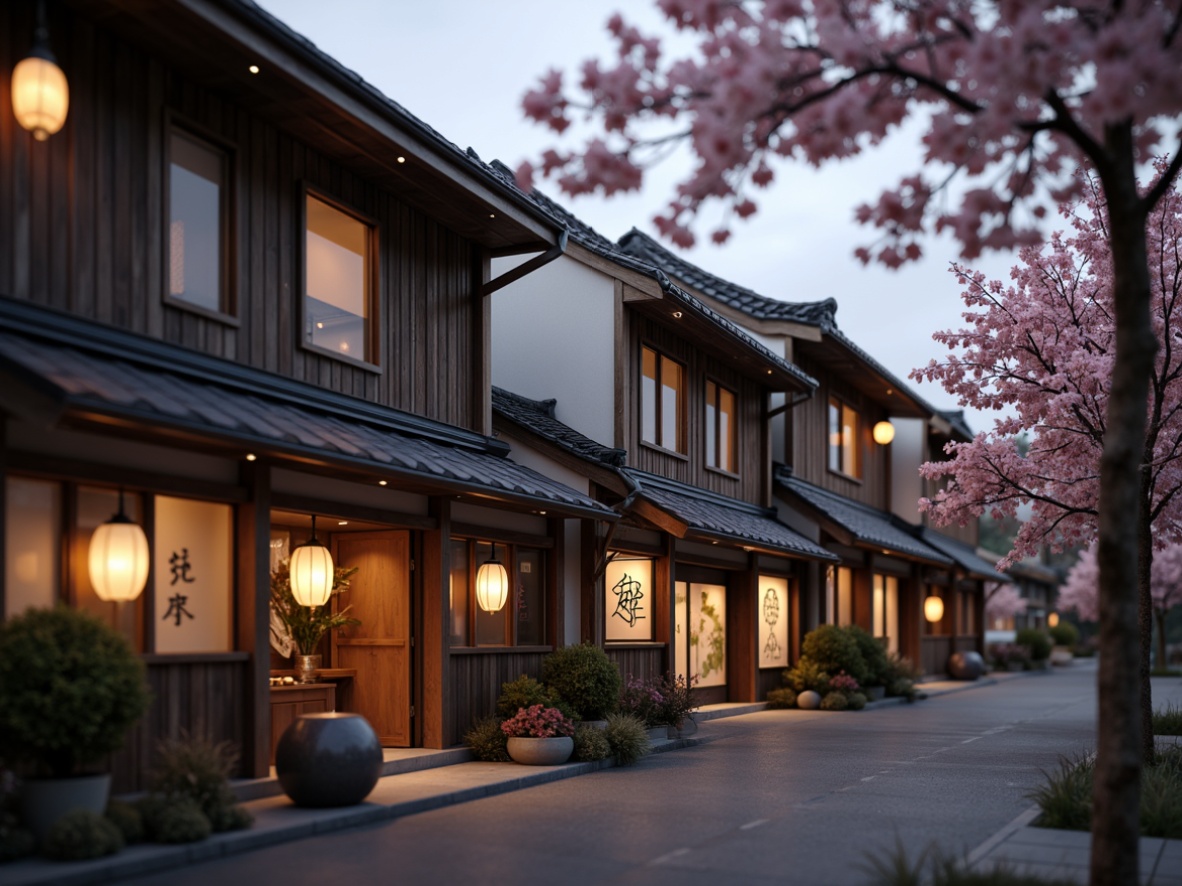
[500,704,574,739]
[828,671,861,694]
[618,673,698,729]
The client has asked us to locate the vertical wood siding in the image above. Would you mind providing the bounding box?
[447,651,548,746]
[623,312,766,504]
[0,8,478,428]
[605,645,665,683]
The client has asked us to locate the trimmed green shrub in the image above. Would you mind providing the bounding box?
[0,607,151,778]
[603,713,650,766]
[42,810,123,861]
[766,687,797,709]
[783,659,831,694]
[801,625,869,685]
[846,691,867,711]
[141,796,211,844]
[844,625,890,687]
[1015,628,1052,661]
[496,675,575,721]
[572,723,611,762]
[884,652,921,699]
[104,799,144,845]
[149,734,250,833]
[1030,755,1096,832]
[465,717,511,762]
[820,691,849,711]
[1049,622,1079,648]
[541,643,622,721]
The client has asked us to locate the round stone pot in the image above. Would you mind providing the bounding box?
[506,736,574,766]
[947,651,986,680]
[20,773,111,841]
[796,690,822,710]
[276,713,383,807]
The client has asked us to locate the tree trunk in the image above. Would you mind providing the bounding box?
[1137,476,1155,766]
[1155,609,1168,676]
[1090,139,1154,886]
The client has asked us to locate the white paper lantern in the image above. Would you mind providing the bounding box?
[475,545,509,613]
[290,517,333,607]
[89,507,149,603]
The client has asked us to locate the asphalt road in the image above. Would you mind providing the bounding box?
[128,664,1110,886]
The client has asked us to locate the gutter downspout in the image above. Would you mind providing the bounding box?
[593,469,644,580]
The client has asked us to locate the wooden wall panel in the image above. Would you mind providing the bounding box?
[112,659,248,793]
[605,645,665,683]
[0,6,480,430]
[623,313,766,505]
[447,651,548,746]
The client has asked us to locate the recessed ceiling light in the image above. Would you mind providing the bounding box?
[248,65,260,74]
[245,453,257,461]
[397,156,406,164]
[489,213,496,219]
[672,311,682,319]
[378,480,388,486]
[338,521,348,526]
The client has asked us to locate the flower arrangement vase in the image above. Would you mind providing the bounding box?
[296,654,321,684]
[506,736,573,766]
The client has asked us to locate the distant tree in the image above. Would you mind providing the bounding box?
[1061,542,1182,667]
[985,583,1028,629]
[520,4,1182,882]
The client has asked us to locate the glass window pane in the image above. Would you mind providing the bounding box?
[872,574,885,637]
[828,400,841,471]
[5,478,60,615]
[836,567,852,626]
[719,386,735,471]
[705,380,717,468]
[842,403,859,477]
[449,539,469,645]
[305,195,371,361]
[661,356,682,451]
[169,131,224,313]
[474,541,508,646]
[515,548,545,646]
[642,347,657,444]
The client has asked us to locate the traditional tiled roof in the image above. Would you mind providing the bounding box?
[625,470,838,561]
[481,160,817,392]
[492,387,626,467]
[917,528,1004,580]
[774,468,953,565]
[0,302,613,519]
[618,228,940,415]
[937,409,976,441]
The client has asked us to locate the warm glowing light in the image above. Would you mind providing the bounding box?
[475,545,509,613]
[248,64,260,74]
[378,480,388,486]
[245,453,257,461]
[1048,612,1060,628]
[12,50,68,141]
[88,495,149,602]
[289,517,333,607]
[672,311,682,319]
[924,595,944,623]
[396,156,406,163]
[872,420,896,445]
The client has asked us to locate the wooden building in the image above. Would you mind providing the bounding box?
[487,172,838,704]
[0,0,615,790]
[618,231,992,675]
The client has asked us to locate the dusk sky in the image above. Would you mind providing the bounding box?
[260,0,1022,436]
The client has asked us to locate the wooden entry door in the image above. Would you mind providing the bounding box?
[332,531,412,747]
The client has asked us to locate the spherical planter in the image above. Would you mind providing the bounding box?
[20,773,111,841]
[276,713,383,807]
[506,736,573,766]
[796,690,822,710]
[947,651,986,680]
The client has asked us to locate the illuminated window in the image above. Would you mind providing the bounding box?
[705,380,736,472]
[828,566,853,626]
[303,192,377,364]
[828,397,861,478]
[641,346,684,453]
[448,537,547,647]
[168,128,230,315]
[872,574,899,653]
[605,556,655,642]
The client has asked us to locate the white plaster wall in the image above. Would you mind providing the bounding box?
[889,417,926,522]
[497,434,591,496]
[491,254,617,446]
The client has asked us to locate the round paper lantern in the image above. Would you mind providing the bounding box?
[12,40,68,141]
[89,510,150,603]
[872,420,896,445]
[475,546,509,613]
[290,517,333,607]
[924,595,945,623]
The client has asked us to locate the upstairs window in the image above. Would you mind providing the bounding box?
[168,128,231,316]
[705,380,737,473]
[303,192,377,365]
[828,397,861,478]
[641,346,684,453]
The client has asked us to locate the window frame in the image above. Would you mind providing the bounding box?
[704,377,738,475]
[163,117,238,325]
[448,536,549,649]
[827,395,862,479]
[299,185,382,373]
[640,344,687,455]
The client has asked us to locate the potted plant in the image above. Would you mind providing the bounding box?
[500,704,575,765]
[0,607,151,840]
[270,561,360,682]
[619,673,698,739]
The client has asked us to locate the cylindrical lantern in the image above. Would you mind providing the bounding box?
[872,420,895,445]
[475,544,509,613]
[290,516,334,607]
[1048,612,1060,628]
[88,493,150,603]
[11,8,69,142]
[923,595,944,623]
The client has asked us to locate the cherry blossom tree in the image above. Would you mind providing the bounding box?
[985,583,1028,629]
[1062,542,1182,666]
[518,3,1182,881]
[912,168,1182,768]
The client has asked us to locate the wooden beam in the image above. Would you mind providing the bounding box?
[236,459,272,779]
[420,497,450,748]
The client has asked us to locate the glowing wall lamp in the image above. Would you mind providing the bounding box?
[88,490,150,603]
[11,1,69,141]
[475,543,509,613]
[289,515,333,607]
[923,594,945,623]
[872,420,896,445]
[1047,612,1060,628]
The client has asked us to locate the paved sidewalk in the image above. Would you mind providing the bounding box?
[1,667,1178,886]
